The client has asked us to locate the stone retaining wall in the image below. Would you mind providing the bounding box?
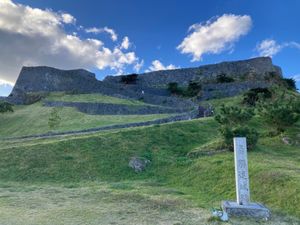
[200,81,270,100]
[43,101,188,115]
[1,110,200,141]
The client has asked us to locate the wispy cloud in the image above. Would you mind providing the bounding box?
[292,74,300,82]
[85,27,118,41]
[256,39,300,57]
[177,14,252,61]
[134,59,144,72]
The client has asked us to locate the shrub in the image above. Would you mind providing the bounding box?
[0,101,14,113]
[220,126,259,151]
[216,73,235,83]
[258,95,299,133]
[282,78,297,90]
[168,81,201,97]
[121,74,138,84]
[167,82,181,94]
[215,105,254,127]
[48,107,61,130]
[214,105,257,150]
[184,81,202,97]
[242,88,272,106]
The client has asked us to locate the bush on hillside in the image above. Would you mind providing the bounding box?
[167,82,182,95]
[0,101,14,113]
[167,81,201,97]
[242,88,272,106]
[282,78,297,90]
[215,105,254,127]
[258,94,300,133]
[214,104,257,150]
[220,126,259,151]
[184,81,202,97]
[121,74,138,84]
[216,73,235,83]
[48,107,61,130]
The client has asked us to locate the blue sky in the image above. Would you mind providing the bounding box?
[0,0,299,96]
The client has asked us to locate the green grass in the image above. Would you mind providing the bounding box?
[0,102,171,138]
[46,92,148,105]
[0,181,212,225]
[0,117,299,221]
[0,91,299,224]
[201,95,242,109]
[1,181,297,225]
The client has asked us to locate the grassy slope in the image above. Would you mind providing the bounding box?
[0,117,299,219]
[46,92,148,105]
[0,102,170,138]
[0,92,299,224]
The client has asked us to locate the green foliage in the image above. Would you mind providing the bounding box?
[0,101,14,113]
[215,105,257,150]
[184,81,202,97]
[282,78,297,90]
[214,105,254,127]
[48,107,61,130]
[167,81,201,97]
[258,94,300,133]
[121,74,138,84]
[242,88,272,106]
[219,126,259,151]
[216,73,235,83]
[167,82,181,94]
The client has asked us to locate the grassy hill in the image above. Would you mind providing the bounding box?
[0,91,299,224]
[0,92,173,138]
[45,92,149,105]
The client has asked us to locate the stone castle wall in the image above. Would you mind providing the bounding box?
[7,57,283,105]
[104,57,282,87]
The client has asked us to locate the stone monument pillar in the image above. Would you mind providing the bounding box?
[222,137,270,219]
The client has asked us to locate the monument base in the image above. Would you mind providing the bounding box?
[222,201,270,219]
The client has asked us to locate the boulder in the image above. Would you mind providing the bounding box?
[128,157,150,173]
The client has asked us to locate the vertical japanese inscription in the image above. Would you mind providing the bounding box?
[234,137,250,205]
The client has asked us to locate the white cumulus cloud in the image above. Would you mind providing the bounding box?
[61,13,76,24]
[146,60,178,72]
[0,0,140,86]
[256,39,300,57]
[177,14,252,61]
[255,39,282,57]
[85,26,118,41]
[121,36,130,50]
